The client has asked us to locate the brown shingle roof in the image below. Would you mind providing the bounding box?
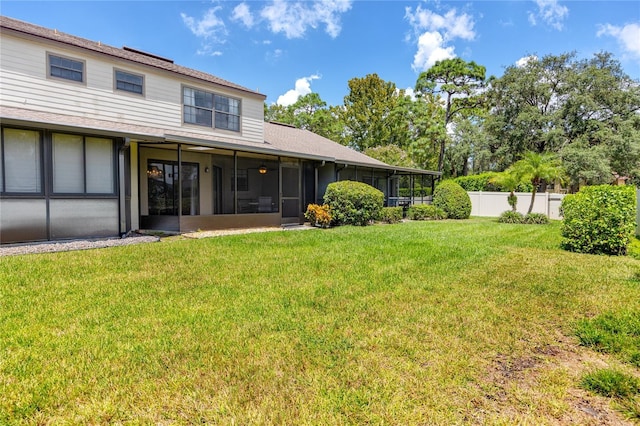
[0,15,265,98]
[264,122,390,168]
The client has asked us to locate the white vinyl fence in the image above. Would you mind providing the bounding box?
[467,191,566,219]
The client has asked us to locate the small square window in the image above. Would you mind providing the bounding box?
[49,54,84,82]
[115,70,144,95]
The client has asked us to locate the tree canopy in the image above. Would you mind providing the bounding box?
[264,50,639,188]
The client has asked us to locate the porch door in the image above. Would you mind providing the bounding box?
[281,161,301,225]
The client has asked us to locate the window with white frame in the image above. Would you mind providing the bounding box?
[183,87,240,132]
[115,69,144,95]
[48,54,84,82]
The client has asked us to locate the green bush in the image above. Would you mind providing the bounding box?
[523,213,550,225]
[407,204,447,221]
[380,207,403,224]
[454,172,533,192]
[454,172,500,192]
[561,185,637,255]
[498,211,524,224]
[323,180,384,226]
[432,180,471,220]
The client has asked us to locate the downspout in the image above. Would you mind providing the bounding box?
[177,143,182,227]
[118,138,130,236]
[314,160,325,204]
[335,164,347,181]
[233,151,238,214]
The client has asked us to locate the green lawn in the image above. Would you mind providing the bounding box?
[1,218,639,424]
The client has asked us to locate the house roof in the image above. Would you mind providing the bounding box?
[2,106,439,176]
[263,122,390,169]
[0,15,265,99]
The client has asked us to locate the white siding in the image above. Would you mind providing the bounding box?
[0,33,264,144]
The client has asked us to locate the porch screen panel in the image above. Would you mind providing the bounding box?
[86,137,114,193]
[50,199,119,239]
[3,128,41,193]
[53,133,84,193]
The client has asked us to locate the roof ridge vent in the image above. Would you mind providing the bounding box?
[123,46,174,63]
[269,121,297,128]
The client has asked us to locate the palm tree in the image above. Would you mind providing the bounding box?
[511,151,564,214]
[490,171,522,212]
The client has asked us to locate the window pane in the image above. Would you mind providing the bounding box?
[49,55,83,82]
[215,112,240,131]
[214,95,239,114]
[115,70,143,94]
[53,133,84,193]
[183,87,195,106]
[194,90,213,108]
[184,105,212,126]
[3,128,41,193]
[86,137,114,193]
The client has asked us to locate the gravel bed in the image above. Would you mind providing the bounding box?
[0,226,314,256]
[0,234,160,257]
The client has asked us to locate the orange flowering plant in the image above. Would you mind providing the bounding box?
[304,204,332,228]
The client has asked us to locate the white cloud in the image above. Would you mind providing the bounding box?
[260,0,352,39]
[405,5,476,71]
[413,32,456,71]
[181,7,227,41]
[528,0,569,31]
[515,55,538,67]
[277,75,321,106]
[181,7,228,56]
[597,23,640,58]
[231,3,254,28]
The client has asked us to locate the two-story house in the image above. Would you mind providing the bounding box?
[0,16,439,244]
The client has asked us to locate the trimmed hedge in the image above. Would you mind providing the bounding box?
[407,204,447,220]
[323,180,384,226]
[433,180,471,220]
[454,172,533,192]
[380,207,403,224]
[561,185,637,255]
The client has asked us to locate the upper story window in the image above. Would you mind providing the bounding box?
[214,95,240,132]
[183,87,240,132]
[48,53,84,83]
[115,69,144,95]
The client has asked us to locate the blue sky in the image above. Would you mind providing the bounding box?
[3,1,639,107]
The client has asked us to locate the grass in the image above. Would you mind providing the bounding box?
[1,218,640,424]
[576,311,640,367]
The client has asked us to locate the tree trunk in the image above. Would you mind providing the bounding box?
[527,180,538,214]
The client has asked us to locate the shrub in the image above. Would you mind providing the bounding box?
[498,211,524,224]
[323,180,384,226]
[380,207,403,224]
[561,185,637,255]
[407,204,447,221]
[304,204,332,228]
[581,369,640,398]
[454,172,533,192]
[454,172,500,192]
[432,180,471,220]
[523,213,550,225]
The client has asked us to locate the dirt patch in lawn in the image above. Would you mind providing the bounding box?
[473,333,635,425]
